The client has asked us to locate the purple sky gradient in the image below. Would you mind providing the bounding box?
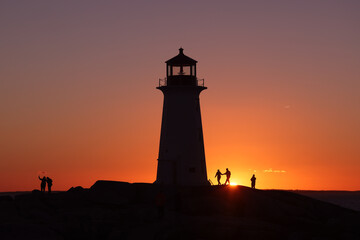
[1,0,359,191]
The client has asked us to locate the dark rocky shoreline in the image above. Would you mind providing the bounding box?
[0,181,359,239]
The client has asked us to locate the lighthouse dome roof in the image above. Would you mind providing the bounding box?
[165,48,197,66]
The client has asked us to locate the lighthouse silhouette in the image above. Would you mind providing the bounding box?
[155,48,209,186]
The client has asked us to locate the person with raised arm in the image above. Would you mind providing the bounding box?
[38,175,47,192]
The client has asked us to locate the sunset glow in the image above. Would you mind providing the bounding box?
[1,1,360,191]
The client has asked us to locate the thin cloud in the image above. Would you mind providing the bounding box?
[263,168,286,173]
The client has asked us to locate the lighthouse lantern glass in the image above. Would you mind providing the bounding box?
[171,66,191,76]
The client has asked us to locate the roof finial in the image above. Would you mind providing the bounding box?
[179,47,184,54]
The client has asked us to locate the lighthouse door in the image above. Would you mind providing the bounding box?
[172,161,177,185]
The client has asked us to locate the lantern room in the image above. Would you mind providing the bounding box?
[165,48,197,86]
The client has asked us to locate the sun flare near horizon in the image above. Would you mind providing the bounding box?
[230,182,238,186]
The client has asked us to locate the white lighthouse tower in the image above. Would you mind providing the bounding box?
[155,48,208,186]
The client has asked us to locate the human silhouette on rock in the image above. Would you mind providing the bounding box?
[46,177,53,193]
[251,174,256,189]
[215,169,223,185]
[224,168,231,185]
[38,176,47,192]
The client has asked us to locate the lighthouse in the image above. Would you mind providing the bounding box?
[155,48,208,186]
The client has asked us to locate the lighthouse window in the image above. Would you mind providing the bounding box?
[167,65,171,75]
[189,167,196,173]
[172,66,181,75]
[172,66,191,76]
[182,66,191,75]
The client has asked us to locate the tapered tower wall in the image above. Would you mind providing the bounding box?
[155,85,208,185]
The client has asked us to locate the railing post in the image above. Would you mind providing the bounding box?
[158,78,167,87]
[196,78,205,87]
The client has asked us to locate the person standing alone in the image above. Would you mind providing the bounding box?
[251,174,256,189]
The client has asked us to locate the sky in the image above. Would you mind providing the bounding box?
[1,0,359,191]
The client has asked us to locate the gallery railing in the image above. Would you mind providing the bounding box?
[158,78,205,87]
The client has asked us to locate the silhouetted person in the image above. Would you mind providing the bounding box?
[46,177,53,193]
[224,168,231,185]
[155,191,166,220]
[215,169,223,185]
[38,176,46,192]
[251,174,256,189]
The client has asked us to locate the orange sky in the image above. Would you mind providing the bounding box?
[1,1,360,191]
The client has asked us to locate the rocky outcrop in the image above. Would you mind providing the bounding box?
[0,182,359,239]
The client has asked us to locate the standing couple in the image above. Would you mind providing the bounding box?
[38,175,53,193]
[214,168,231,185]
